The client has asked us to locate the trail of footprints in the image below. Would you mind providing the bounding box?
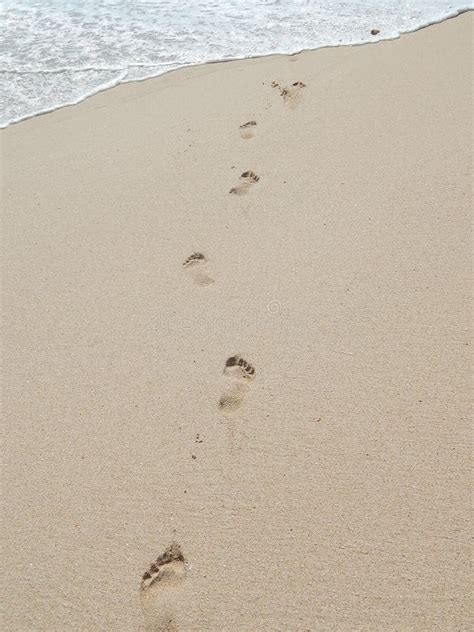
[140,357,256,629]
[142,78,306,631]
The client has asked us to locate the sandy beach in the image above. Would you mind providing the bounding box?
[2,12,472,631]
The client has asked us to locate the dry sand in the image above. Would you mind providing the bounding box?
[2,12,473,632]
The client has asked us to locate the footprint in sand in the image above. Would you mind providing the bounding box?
[271,80,306,106]
[229,170,260,196]
[140,543,186,632]
[218,355,256,414]
[183,252,214,286]
[239,120,257,140]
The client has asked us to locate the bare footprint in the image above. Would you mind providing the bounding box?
[229,170,260,196]
[140,543,186,631]
[271,80,306,107]
[224,354,256,380]
[183,252,214,286]
[218,355,256,414]
[239,120,257,140]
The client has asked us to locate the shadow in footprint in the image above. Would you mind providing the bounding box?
[183,252,214,286]
[229,171,260,196]
[218,355,256,414]
[239,120,257,140]
[140,543,186,632]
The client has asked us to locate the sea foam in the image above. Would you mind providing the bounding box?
[1,0,472,128]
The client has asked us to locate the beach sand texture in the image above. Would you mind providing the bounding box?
[2,12,472,631]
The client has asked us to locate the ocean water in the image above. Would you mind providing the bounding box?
[1,1,471,128]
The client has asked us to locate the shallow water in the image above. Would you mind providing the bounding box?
[1,0,472,127]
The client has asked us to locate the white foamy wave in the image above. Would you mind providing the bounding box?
[1,0,472,128]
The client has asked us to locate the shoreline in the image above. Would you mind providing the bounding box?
[1,6,472,130]
[3,12,472,631]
